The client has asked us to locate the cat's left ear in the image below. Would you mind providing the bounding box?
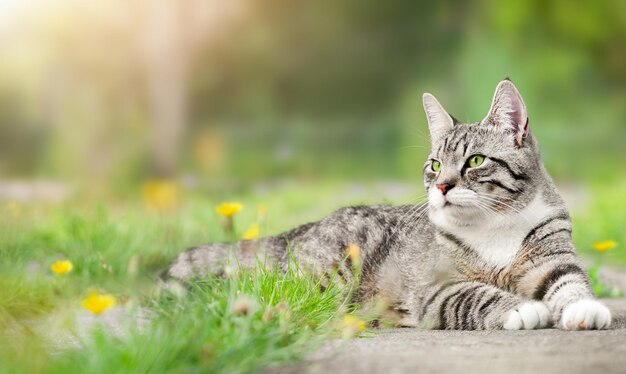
[482,79,529,146]
[423,93,454,142]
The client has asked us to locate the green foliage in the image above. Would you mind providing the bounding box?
[0,264,347,374]
[47,264,345,374]
[572,180,626,265]
[587,262,624,298]
[571,181,625,298]
[0,187,364,373]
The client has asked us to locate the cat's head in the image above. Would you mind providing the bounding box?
[422,79,543,228]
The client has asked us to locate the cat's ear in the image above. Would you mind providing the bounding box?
[423,93,454,141]
[482,79,529,146]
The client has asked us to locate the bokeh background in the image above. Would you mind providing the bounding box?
[0,3,625,371]
[1,0,625,199]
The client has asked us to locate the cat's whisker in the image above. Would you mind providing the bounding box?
[403,205,430,233]
[470,199,497,219]
[474,197,507,215]
[395,204,428,232]
[472,194,518,219]
[479,192,525,207]
[392,207,430,243]
[388,193,428,206]
[477,193,522,208]
[476,196,528,227]
[473,200,504,222]
[387,203,429,241]
[407,126,430,139]
[479,196,529,222]
[477,194,532,225]
[385,204,421,238]
[373,195,428,240]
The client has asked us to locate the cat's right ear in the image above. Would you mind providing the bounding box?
[482,79,528,146]
[423,93,454,142]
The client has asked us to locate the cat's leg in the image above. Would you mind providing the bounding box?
[420,281,551,330]
[517,258,611,330]
[515,223,611,330]
[521,261,611,330]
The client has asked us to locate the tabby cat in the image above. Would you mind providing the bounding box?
[164,79,611,330]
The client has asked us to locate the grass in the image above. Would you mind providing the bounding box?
[571,180,626,265]
[0,182,369,374]
[0,263,350,373]
[0,179,623,373]
[570,180,626,297]
[52,265,347,373]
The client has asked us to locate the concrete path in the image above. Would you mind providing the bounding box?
[272,297,626,374]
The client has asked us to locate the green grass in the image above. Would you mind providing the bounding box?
[0,263,350,374]
[0,182,368,374]
[571,180,626,265]
[55,265,347,373]
[571,179,626,297]
[0,179,623,373]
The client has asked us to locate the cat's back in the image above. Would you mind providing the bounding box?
[297,203,434,262]
[319,203,434,243]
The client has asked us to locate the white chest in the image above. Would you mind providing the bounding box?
[444,194,554,268]
[456,224,530,267]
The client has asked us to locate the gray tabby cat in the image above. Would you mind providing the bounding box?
[164,79,611,330]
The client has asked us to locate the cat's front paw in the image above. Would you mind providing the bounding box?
[561,299,611,330]
[503,301,551,330]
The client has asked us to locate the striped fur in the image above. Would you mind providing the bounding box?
[163,80,611,330]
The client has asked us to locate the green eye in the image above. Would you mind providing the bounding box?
[468,154,485,168]
[431,160,441,172]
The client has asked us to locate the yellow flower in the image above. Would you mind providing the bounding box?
[258,204,267,218]
[594,240,617,252]
[216,202,244,218]
[193,131,224,170]
[82,291,116,315]
[242,223,260,240]
[142,180,179,212]
[341,314,366,338]
[6,202,21,217]
[50,260,73,275]
[345,243,361,264]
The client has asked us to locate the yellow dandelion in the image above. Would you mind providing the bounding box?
[242,223,260,240]
[341,314,366,338]
[6,202,21,218]
[193,131,225,171]
[82,291,116,315]
[50,260,73,275]
[142,180,179,212]
[345,243,361,264]
[594,240,617,252]
[216,202,244,218]
[258,204,267,218]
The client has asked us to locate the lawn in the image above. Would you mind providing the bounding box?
[0,179,623,373]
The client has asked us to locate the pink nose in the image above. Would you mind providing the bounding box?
[436,183,453,195]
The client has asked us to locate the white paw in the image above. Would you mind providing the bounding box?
[561,299,611,330]
[503,302,551,330]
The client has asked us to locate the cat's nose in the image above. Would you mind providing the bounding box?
[436,183,454,195]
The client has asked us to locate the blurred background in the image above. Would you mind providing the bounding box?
[1,3,625,370]
[0,0,625,201]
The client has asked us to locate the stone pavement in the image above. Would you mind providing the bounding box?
[272,297,626,374]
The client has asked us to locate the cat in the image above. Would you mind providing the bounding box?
[163,79,611,330]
